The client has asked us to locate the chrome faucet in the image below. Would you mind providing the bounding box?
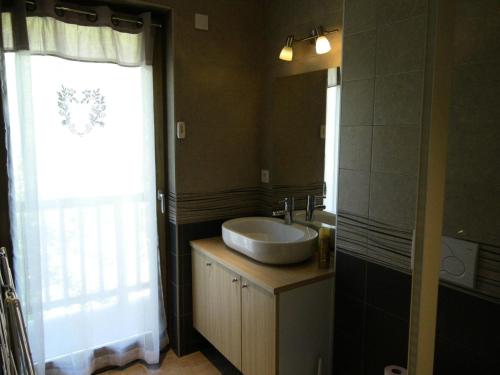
[306,194,326,221]
[272,197,295,224]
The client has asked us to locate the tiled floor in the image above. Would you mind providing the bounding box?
[101,350,221,375]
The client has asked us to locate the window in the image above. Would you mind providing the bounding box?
[324,69,340,213]
[5,52,160,362]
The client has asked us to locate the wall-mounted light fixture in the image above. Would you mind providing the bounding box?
[279,35,294,61]
[279,26,339,62]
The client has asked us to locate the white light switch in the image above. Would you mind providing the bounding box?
[320,125,326,139]
[177,122,186,139]
[440,236,478,289]
[261,169,270,184]
[194,14,209,30]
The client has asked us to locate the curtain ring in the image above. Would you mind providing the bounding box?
[26,0,37,12]
[86,13,98,23]
[54,6,65,17]
[111,15,143,29]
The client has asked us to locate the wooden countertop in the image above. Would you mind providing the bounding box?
[190,237,334,295]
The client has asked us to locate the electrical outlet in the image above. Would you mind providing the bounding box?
[261,169,270,184]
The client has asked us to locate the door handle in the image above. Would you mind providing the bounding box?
[157,190,166,214]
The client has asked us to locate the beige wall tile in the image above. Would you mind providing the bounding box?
[373,71,424,126]
[371,126,420,176]
[340,78,374,126]
[375,15,427,76]
[339,126,373,171]
[338,169,370,216]
[375,0,427,25]
[369,172,417,230]
[342,31,376,81]
[344,0,376,35]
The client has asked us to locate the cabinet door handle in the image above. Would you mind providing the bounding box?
[242,283,248,288]
[232,277,238,283]
[206,262,212,266]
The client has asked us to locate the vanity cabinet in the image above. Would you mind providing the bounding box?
[191,237,334,375]
[192,250,242,369]
[241,279,275,375]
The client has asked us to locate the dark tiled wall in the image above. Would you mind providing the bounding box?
[168,219,234,356]
[434,286,500,374]
[167,222,178,352]
[334,252,411,375]
[333,251,411,375]
[334,251,500,375]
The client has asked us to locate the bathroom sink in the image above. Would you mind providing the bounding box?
[222,217,318,265]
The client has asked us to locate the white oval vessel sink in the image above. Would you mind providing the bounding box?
[222,217,318,265]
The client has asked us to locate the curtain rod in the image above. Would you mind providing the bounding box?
[25,0,163,28]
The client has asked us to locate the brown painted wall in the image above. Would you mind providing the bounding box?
[116,0,267,224]
[159,0,344,221]
[170,0,264,195]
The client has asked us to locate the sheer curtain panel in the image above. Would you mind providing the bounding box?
[0,1,166,374]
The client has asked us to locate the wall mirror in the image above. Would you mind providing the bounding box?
[265,68,340,214]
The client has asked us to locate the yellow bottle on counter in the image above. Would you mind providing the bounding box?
[318,227,331,269]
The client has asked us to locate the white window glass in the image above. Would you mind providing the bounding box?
[5,53,160,365]
[324,82,340,213]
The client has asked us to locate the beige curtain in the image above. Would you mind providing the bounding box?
[2,0,156,66]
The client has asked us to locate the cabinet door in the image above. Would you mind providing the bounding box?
[192,250,215,340]
[212,262,242,370]
[242,279,276,375]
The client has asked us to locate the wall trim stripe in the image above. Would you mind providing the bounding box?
[337,211,500,302]
[168,182,324,224]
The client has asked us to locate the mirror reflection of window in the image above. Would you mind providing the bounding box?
[324,68,340,213]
